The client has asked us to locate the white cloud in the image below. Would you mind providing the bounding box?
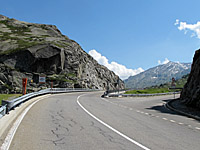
[89,49,144,80]
[174,19,179,25]
[88,49,108,66]
[175,20,200,39]
[158,58,170,65]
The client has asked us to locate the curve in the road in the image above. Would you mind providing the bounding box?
[77,94,151,150]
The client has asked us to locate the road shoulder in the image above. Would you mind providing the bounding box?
[0,94,50,147]
[166,99,200,121]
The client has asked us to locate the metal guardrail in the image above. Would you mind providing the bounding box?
[0,88,99,119]
[0,105,7,119]
[103,91,180,97]
[106,89,126,94]
[121,92,180,97]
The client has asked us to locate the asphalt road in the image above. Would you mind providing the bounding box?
[6,92,200,150]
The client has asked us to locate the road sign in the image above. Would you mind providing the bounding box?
[171,77,176,87]
[39,76,46,84]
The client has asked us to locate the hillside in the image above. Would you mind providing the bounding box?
[0,15,124,93]
[150,74,189,89]
[124,61,191,89]
[125,74,189,94]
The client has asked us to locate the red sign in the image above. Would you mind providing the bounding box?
[22,78,27,95]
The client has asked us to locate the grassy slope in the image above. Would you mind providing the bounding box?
[0,94,22,105]
[125,88,176,94]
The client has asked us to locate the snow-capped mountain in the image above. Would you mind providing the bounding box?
[124,61,191,89]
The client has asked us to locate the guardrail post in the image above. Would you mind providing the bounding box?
[3,104,6,115]
[0,104,7,118]
[2,100,12,114]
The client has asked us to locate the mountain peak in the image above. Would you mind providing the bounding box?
[125,61,191,89]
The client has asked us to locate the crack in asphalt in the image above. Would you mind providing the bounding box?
[90,121,126,148]
[48,109,86,147]
[48,110,69,147]
[57,110,65,119]
[80,126,84,131]
[70,119,77,125]
[58,124,69,132]
[52,137,65,146]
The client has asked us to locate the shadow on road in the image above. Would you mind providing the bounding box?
[146,99,200,123]
[145,99,177,115]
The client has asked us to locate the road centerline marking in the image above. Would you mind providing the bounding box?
[195,127,200,130]
[170,120,176,123]
[162,118,168,120]
[77,94,151,150]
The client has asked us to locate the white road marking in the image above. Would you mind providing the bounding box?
[195,127,200,130]
[170,120,176,123]
[77,95,151,150]
[1,96,50,150]
[162,118,168,120]
[101,96,198,132]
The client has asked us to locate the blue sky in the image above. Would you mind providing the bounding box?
[1,0,200,79]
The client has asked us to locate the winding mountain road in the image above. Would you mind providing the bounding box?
[4,92,200,150]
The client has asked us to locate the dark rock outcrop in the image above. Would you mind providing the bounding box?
[0,15,124,93]
[180,49,200,108]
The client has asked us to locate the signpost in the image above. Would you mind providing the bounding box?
[171,77,176,99]
[22,78,27,95]
[51,81,53,89]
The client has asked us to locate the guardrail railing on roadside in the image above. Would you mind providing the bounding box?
[0,105,7,119]
[0,88,99,119]
[102,91,181,98]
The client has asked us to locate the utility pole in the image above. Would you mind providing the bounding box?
[118,77,120,94]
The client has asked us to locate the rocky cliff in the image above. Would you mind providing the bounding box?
[180,49,200,109]
[0,15,124,93]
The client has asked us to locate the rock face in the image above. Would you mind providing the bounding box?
[0,15,124,93]
[180,49,200,108]
[125,61,191,89]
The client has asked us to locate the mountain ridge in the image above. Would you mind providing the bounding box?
[124,61,191,89]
